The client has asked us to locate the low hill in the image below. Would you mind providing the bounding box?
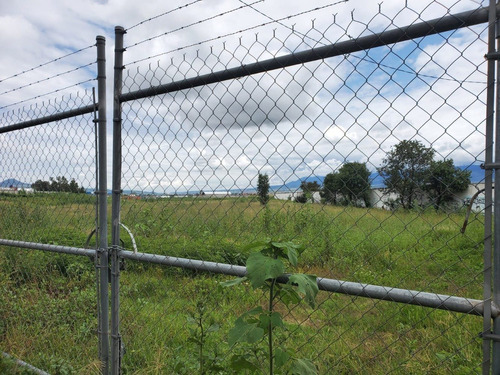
[0,179,31,188]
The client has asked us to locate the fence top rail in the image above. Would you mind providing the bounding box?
[0,103,97,134]
[119,4,494,103]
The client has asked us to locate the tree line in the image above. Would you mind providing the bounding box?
[258,140,471,210]
[31,176,86,193]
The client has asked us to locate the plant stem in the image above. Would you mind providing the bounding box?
[199,314,204,375]
[269,278,276,375]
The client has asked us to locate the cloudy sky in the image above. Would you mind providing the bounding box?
[0,0,491,193]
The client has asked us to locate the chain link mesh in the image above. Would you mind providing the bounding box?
[116,2,489,374]
[0,1,493,374]
[0,44,101,373]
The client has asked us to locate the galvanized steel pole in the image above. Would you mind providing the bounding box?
[111,26,126,375]
[118,250,499,318]
[483,2,496,373]
[96,35,109,375]
[0,239,96,257]
[493,0,500,372]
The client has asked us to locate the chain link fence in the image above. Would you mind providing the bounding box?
[0,39,107,374]
[0,1,498,374]
[112,1,493,374]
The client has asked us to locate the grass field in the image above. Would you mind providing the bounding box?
[0,193,486,374]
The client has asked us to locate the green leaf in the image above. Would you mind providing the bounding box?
[258,311,283,330]
[270,311,283,327]
[187,337,201,345]
[207,323,220,333]
[243,239,271,253]
[246,252,285,289]
[275,347,291,368]
[230,354,260,372]
[290,358,317,375]
[220,276,247,287]
[243,306,264,317]
[288,274,319,308]
[280,284,302,305]
[271,241,302,266]
[228,317,265,346]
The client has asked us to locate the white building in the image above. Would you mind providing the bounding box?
[274,183,488,211]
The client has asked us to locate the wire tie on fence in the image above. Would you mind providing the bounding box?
[96,247,109,254]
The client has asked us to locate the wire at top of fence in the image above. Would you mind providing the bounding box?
[349,54,486,85]
[0,61,96,98]
[0,78,96,112]
[236,0,348,48]
[125,0,203,31]
[0,44,95,84]
[124,0,265,50]
[125,0,348,67]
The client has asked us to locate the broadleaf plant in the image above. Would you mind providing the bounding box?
[222,240,319,374]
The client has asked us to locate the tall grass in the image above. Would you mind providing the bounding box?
[0,194,485,374]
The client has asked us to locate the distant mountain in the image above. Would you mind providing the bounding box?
[465,164,485,183]
[0,179,31,188]
[272,164,485,192]
[370,164,485,188]
[103,164,487,197]
[271,176,324,192]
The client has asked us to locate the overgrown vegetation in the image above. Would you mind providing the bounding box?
[0,193,485,374]
[222,240,318,374]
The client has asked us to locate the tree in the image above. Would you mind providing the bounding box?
[32,179,51,192]
[294,193,309,204]
[320,172,342,205]
[32,176,85,193]
[69,178,84,193]
[300,181,321,193]
[298,180,320,203]
[257,173,270,205]
[337,162,372,207]
[424,159,471,210]
[378,140,435,209]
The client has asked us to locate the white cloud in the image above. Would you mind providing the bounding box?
[0,0,490,192]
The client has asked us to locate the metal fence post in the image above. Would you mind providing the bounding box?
[96,35,109,375]
[111,26,126,375]
[493,1,500,373]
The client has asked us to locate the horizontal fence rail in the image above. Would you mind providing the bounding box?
[119,5,495,103]
[0,104,97,134]
[120,249,499,318]
[1,352,51,375]
[0,239,96,258]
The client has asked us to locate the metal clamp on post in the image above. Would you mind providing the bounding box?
[480,332,500,342]
[485,52,500,60]
[480,162,500,170]
[95,247,111,283]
